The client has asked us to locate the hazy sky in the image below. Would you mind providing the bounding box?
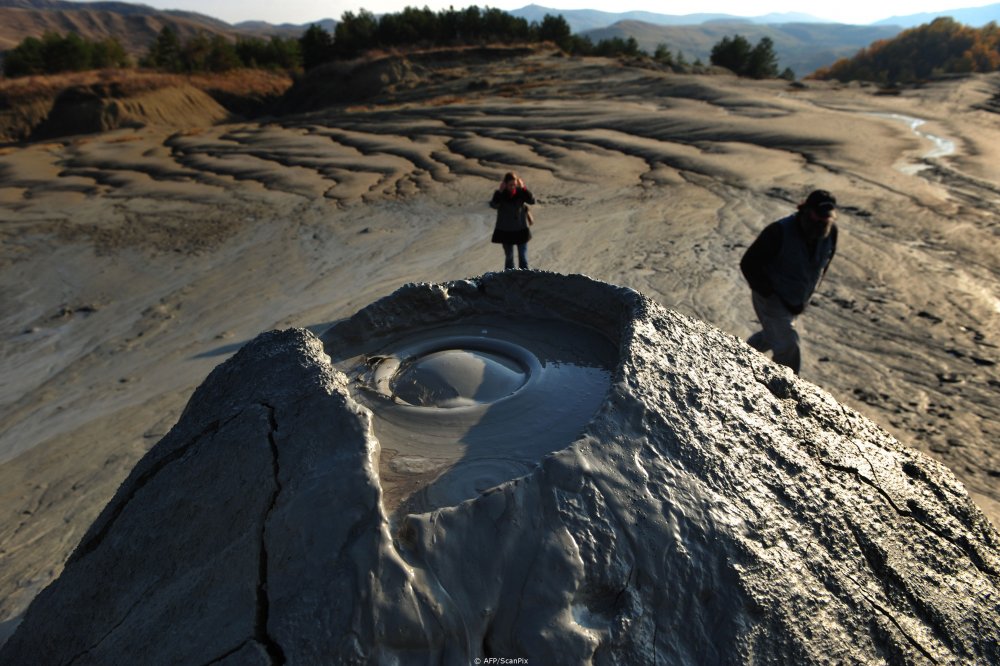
[95,0,999,26]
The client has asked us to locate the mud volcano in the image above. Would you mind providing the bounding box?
[1,272,998,665]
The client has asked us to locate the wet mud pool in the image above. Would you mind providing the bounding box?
[336,314,616,514]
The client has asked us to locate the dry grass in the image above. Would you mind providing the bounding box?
[187,68,294,98]
[1,69,174,101]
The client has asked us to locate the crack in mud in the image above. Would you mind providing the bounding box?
[866,597,940,664]
[71,417,225,561]
[751,368,998,578]
[846,528,942,664]
[821,457,997,577]
[64,586,151,666]
[258,403,286,665]
[201,639,255,665]
[58,403,290,664]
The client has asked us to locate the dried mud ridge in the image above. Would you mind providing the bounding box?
[2,74,833,210]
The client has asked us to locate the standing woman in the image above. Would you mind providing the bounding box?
[489,172,535,270]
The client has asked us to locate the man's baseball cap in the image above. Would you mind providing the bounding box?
[804,189,837,213]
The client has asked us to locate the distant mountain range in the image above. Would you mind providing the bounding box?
[506,3,1000,75]
[507,5,827,32]
[872,4,1000,27]
[509,3,1000,31]
[2,0,998,76]
[578,21,905,76]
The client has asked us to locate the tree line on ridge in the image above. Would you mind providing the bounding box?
[811,17,1000,84]
[4,7,992,84]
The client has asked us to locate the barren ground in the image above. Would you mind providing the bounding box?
[1,51,998,639]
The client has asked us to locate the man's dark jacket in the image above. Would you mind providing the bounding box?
[740,214,837,314]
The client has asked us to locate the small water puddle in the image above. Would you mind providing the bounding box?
[874,112,956,174]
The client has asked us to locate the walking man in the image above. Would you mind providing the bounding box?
[740,190,839,374]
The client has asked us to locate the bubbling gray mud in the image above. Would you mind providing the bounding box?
[337,316,615,513]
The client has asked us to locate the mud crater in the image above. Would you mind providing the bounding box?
[343,316,617,515]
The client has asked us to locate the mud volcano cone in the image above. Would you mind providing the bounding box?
[2,272,998,664]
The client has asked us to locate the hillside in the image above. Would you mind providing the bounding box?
[0,68,292,142]
[583,20,903,77]
[813,17,1000,84]
[0,0,294,55]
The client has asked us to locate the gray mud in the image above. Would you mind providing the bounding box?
[1,272,998,665]
[3,58,1000,655]
[330,314,615,513]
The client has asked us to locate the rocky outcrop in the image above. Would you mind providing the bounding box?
[2,271,998,664]
[28,83,230,140]
[0,69,297,143]
[274,46,538,112]
[275,55,427,113]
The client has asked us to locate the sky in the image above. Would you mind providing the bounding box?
[85,0,1000,27]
